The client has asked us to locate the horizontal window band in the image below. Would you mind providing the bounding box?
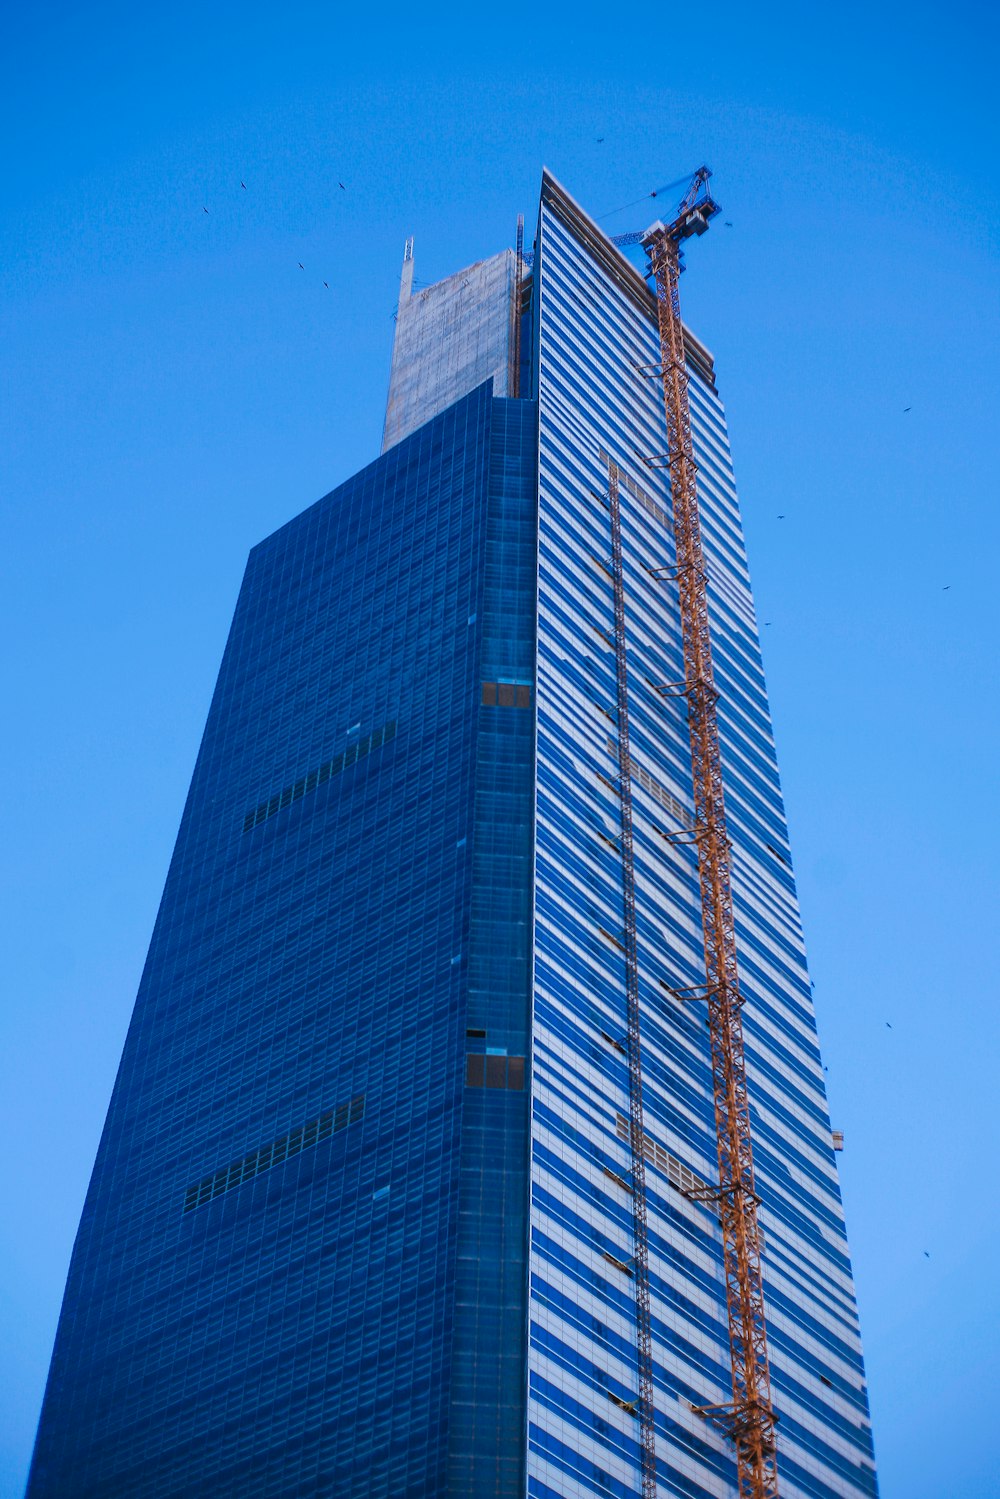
[243,721,396,832]
[183,1094,365,1213]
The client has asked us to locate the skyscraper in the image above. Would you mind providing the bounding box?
[29,172,877,1499]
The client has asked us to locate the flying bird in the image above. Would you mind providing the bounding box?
[885,1022,892,1029]
[596,137,605,143]
[724,220,733,227]
[777,514,785,519]
[298,263,304,269]
[924,1251,930,1258]
[339,181,346,190]
[942,585,951,590]
[240,180,247,189]
[323,281,329,288]
[903,406,912,412]
[203,206,209,214]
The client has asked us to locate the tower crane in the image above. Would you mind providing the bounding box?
[640,167,780,1499]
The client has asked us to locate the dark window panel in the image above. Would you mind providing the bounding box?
[485,1055,507,1088]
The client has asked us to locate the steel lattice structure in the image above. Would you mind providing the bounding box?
[643,173,780,1499]
[607,460,658,1499]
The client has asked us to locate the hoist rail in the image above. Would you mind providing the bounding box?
[607,460,658,1499]
[644,184,779,1499]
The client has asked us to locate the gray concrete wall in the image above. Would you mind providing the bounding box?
[382,247,515,451]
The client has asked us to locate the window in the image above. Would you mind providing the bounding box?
[608,739,688,824]
[243,721,396,832]
[597,443,673,535]
[183,1093,365,1212]
[465,1053,525,1090]
[481,680,532,708]
[615,1112,705,1196]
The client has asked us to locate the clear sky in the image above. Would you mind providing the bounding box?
[2,2,997,1495]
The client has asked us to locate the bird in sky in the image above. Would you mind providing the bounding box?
[903,406,912,412]
[596,137,605,143]
[298,263,304,269]
[724,220,733,227]
[203,206,209,214]
[240,180,247,189]
[339,181,346,190]
[942,585,951,590]
[924,1251,930,1258]
[886,1022,892,1029]
[764,621,772,627]
[777,514,785,519]
[323,281,329,289]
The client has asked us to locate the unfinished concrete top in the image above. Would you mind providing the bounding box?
[381,247,516,452]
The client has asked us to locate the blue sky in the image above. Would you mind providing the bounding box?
[2,2,998,1495]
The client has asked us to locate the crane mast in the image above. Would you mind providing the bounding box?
[642,170,780,1499]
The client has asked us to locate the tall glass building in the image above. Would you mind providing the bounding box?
[29,173,877,1499]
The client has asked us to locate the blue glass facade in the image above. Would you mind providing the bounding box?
[32,172,876,1499]
[448,398,536,1494]
[29,384,536,1498]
